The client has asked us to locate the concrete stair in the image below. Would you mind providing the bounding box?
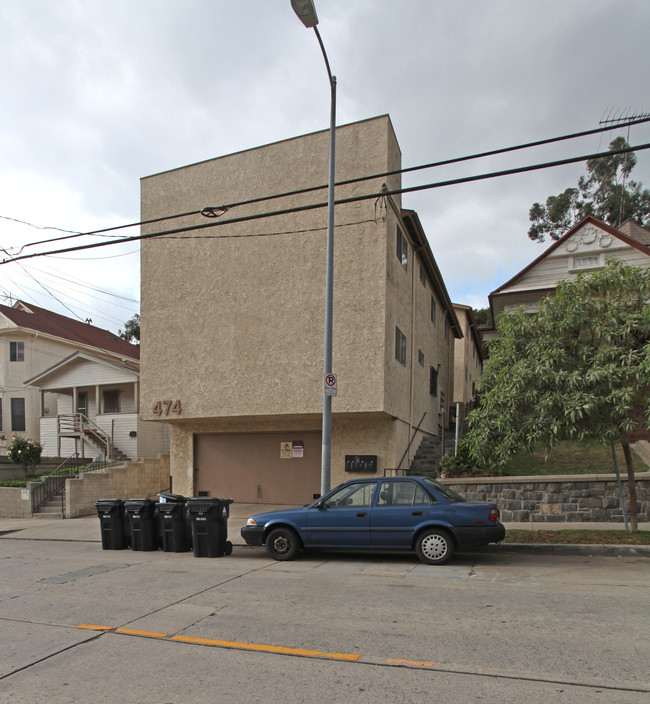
[408,431,456,478]
[34,494,65,519]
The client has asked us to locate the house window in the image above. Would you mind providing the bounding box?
[429,366,438,397]
[103,390,120,414]
[418,349,425,367]
[430,296,436,325]
[0,397,3,432]
[10,341,24,362]
[395,327,407,366]
[396,226,408,272]
[572,254,602,271]
[419,264,426,286]
[11,398,25,432]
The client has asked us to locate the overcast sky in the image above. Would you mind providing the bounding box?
[1,0,649,334]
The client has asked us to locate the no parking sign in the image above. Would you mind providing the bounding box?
[324,373,337,396]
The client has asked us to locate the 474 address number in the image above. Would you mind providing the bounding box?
[152,400,182,416]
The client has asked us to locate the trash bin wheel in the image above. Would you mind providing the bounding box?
[224,541,233,556]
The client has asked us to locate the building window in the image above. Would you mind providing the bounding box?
[418,349,425,367]
[0,397,3,432]
[571,254,602,271]
[429,366,438,397]
[430,296,436,325]
[395,327,407,366]
[11,398,25,432]
[103,390,120,414]
[419,264,426,286]
[396,226,408,272]
[10,341,24,362]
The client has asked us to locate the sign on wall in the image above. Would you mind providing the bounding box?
[281,440,304,459]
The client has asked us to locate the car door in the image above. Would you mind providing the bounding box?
[370,479,435,547]
[304,481,376,548]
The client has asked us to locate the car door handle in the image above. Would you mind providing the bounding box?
[412,511,423,516]
[356,512,367,518]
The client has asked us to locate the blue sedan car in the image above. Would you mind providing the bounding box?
[241,476,505,565]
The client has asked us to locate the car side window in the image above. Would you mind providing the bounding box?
[377,481,433,507]
[324,483,374,508]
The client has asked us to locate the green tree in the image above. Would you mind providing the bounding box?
[465,261,650,531]
[528,137,650,242]
[473,307,493,328]
[7,436,43,477]
[119,313,140,345]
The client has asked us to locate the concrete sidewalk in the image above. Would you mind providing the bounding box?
[1,504,648,556]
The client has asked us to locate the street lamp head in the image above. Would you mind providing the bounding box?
[291,0,319,28]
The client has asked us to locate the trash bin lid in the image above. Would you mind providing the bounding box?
[186,497,233,515]
[158,492,186,503]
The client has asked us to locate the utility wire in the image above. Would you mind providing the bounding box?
[2,141,649,265]
[5,116,650,255]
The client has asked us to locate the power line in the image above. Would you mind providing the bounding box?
[4,115,649,255]
[2,141,649,265]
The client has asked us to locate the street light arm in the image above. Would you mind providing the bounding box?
[314,27,336,90]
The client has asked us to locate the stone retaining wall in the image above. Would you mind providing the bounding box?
[443,473,650,523]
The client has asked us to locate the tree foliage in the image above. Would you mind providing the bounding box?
[528,137,650,242]
[119,313,140,345]
[473,307,493,328]
[465,261,650,530]
[7,436,43,477]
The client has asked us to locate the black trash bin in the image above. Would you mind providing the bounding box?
[156,500,191,553]
[95,499,128,550]
[186,497,233,557]
[124,498,160,551]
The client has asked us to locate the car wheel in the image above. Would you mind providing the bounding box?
[416,529,454,565]
[266,527,300,561]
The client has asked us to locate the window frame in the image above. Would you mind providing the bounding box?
[396,226,408,272]
[11,397,26,432]
[102,389,121,414]
[429,366,438,397]
[10,341,24,362]
[395,326,407,366]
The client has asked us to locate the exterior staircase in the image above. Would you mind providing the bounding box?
[34,490,65,519]
[58,414,129,462]
[408,431,457,478]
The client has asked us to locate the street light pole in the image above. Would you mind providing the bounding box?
[291,0,336,497]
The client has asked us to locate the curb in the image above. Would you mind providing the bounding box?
[477,543,650,557]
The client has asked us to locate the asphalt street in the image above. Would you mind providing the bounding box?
[0,515,649,703]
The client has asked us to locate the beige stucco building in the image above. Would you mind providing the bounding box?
[140,115,461,503]
[451,304,484,435]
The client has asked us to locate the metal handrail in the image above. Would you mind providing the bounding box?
[57,413,114,460]
[30,452,109,516]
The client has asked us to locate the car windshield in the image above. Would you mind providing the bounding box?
[422,477,466,503]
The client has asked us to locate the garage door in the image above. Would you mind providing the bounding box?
[194,431,321,504]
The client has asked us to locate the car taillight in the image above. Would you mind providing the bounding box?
[489,508,499,522]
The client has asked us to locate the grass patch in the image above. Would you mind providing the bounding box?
[504,529,650,545]
[500,440,644,476]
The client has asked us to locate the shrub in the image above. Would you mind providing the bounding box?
[438,440,503,478]
[6,436,44,477]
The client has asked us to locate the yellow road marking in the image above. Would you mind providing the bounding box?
[169,635,361,661]
[77,624,115,632]
[386,658,437,667]
[116,628,168,639]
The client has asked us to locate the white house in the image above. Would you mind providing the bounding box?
[0,301,167,461]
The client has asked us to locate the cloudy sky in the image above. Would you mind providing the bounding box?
[1,0,649,334]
